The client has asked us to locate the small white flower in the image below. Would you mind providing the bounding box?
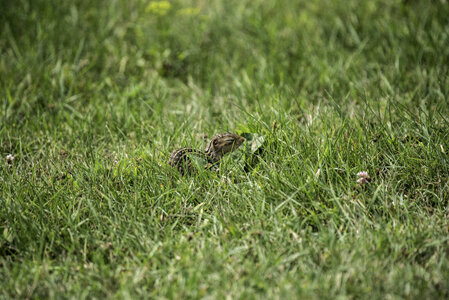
[6,154,15,163]
[357,177,369,184]
[356,171,371,184]
[315,168,321,177]
[357,171,368,178]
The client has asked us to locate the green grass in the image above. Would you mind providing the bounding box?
[1,0,449,298]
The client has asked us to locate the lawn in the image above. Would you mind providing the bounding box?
[1,0,449,298]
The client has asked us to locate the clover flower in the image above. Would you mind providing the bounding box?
[6,154,15,163]
[357,171,368,178]
[356,171,370,184]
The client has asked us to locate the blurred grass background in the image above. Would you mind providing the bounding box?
[1,0,449,298]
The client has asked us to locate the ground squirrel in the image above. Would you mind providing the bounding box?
[168,133,245,175]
